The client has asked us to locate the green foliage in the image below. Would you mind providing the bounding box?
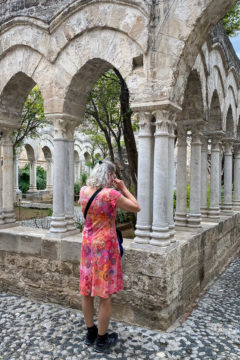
[223,1,240,36]
[74,183,80,197]
[19,164,30,193]
[36,166,46,190]
[80,173,88,187]
[47,208,53,217]
[116,208,135,225]
[18,164,46,193]
[13,85,49,151]
[173,184,190,210]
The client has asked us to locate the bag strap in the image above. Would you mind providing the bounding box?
[84,188,103,219]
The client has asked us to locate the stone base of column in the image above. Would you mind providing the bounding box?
[3,209,16,224]
[65,216,77,232]
[200,207,208,218]
[174,212,187,227]
[187,214,202,228]
[169,225,176,243]
[233,200,240,210]
[49,216,67,234]
[134,225,151,244]
[150,226,171,246]
[28,187,38,193]
[46,185,53,191]
[208,207,220,220]
[221,204,233,214]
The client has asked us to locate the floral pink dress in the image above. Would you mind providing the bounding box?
[78,186,123,298]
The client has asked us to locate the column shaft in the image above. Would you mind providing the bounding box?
[200,138,208,218]
[222,142,233,213]
[168,128,176,241]
[46,160,53,191]
[233,146,240,207]
[150,111,171,246]
[65,139,76,231]
[188,129,202,227]
[29,160,37,192]
[134,112,154,244]
[50,137,67,233]
[175,133,187,226]
[208,139,220,219]
[2,129,16,223]
[0,141,4,224]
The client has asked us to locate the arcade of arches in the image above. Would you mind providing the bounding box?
[0,0,240,329]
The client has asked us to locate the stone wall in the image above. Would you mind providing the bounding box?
[0,215,239,330]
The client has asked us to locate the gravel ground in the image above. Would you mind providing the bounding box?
[0,257,239,360]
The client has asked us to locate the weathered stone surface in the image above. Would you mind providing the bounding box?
[0,213,239,330]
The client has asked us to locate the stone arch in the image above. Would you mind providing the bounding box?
[182,69,204,122]
[208,90,222,131]
[208,66,225,110]
[42,146,52,161]
[154,0,237,104]
[192,52,208,114]
[48,26,145,118]
[225,106,235,138]
[223,87,238,135]
[24,144,36,162]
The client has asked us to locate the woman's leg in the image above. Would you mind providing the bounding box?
[82,295,94,327]
[98,296,112,335]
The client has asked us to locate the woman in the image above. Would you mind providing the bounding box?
[78,160,140,352]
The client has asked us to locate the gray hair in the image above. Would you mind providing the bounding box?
[87,160,116,187]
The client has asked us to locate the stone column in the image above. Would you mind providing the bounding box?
[0,136,4,225]
[208,137,221,219]
[29,160,37,192]
[2,128,16,224]
[65,129,76,232]
[200,137,208,218]
[222,141,233,213]
[188,124,202,227]
[175,128,187,227]
[233,144,240,208]
[134,112,154,244]
[49,121,68,234]
[13,154,22,202]
[150,110,171,246]
[46,159,53,191]
[168,121,176,241]
[219,146,223,206]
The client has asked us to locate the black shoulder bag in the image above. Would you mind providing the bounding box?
[84,188,124,257]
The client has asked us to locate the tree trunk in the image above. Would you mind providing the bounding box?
[114,68,138,195]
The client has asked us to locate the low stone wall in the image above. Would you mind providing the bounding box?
[0,214,239,330]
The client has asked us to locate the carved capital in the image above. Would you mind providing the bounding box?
[138,112,153,137]
[53,119,77,140]
[154,109,177,137]
[1,127,14,146]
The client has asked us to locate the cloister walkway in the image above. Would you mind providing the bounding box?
[0,256,239,360]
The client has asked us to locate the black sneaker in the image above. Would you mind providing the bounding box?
[84,327,98,345]
[95,332,118,352]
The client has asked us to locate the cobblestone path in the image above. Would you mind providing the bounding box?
[0,257,239,360]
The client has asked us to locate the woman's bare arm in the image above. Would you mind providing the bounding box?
[113,179,141,212]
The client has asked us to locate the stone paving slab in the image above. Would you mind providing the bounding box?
[0,257,239,360]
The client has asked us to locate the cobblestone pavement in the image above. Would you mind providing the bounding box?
[0,257,239,360]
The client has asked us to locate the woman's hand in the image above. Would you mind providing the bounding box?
[112,178,126,192]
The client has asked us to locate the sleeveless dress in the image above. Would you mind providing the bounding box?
[78,186,123,298]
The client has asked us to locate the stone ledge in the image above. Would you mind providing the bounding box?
[0,214,239,330]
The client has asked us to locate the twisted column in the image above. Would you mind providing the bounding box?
[222,141,233,213]
[208,136,221,219]
[233,144,240,208]
[2,128,16,224]
[200,137,208,218]
[134,112,154,244]
[175,127,187,227]
[188,124,203,228]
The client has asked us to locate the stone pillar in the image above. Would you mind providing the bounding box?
[13,154,22,202]
[46,159,53,191]
[200,137,208,218]
[2,128,16,224]
[208,137,221,219]
[134,112,154,244]
[222,141,233,213]
[0,137,4,225]
[29,160,37,192]
[219,146,223,206]
[50,121,68,234]
[175,128,187,227]
[188,124,202,227]
[233,144,240,208]
[65,133,76,232]
[150,110,171,246]
[168,122,176,241]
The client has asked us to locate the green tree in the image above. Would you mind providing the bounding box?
[13,85,48,152]
[222,1,240,36]
[83,69,138,192]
